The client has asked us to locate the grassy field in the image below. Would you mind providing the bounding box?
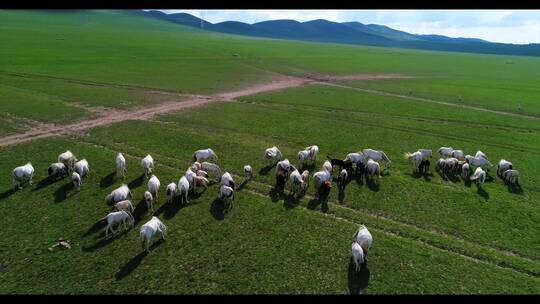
[0,10,539,294]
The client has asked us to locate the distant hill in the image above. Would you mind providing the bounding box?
[137,10,540,57]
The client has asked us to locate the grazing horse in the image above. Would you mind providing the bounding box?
[193,148,218,163]
[418,159,430,175]
[497,159,513,177]
[465,155,493,172]
[502,169,520,186]
[365,159,381,183]
[306,145,319,163]
[338,169,348,192]
[451,150,465,161]
[475,150,488,160]
[345,152,366,175]
[462,163,471,180]
[299,145,319,167]
[470,167,486,188]
[418,149,433,159]
[438,147,454,158]
[264,146,283,165]
[445,158,460,176]
[404,151,423,172]
[362,149,391,172]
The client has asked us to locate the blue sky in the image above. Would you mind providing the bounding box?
[156,10,540,44]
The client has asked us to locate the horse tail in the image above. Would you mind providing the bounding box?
[381,151,390,162]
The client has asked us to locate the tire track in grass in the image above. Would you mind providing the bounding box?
[75,139,540,277]
[226,100,540,155]
[233,98,540,133]
[244,188,539,280]
[316,81,540,121]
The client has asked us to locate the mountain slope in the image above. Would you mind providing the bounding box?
[138,10,540,57]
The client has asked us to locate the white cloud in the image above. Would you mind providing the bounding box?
[156,9,540,44]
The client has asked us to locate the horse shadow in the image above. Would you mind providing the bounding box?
[338,180,351,203]
[155,197,186,220]
[366,179,380,192]
[133,197,149,226]
[283,192,300,210]
[506,183,523,194]
[32,176,63,192]
[53,182,75,203]
[463,178,472,188]
[477,186,489,199]
[436,170,448,181]
[307,196,329,213]
[83,219,108,237]
[128,173,146,189]
[115,239,164,281]
[407,171,433,182]
[353,174,364,187]
[100,171,116,188]
[338,188,346,204]
[347,258,370,295]
[82,227,131,252]
[209,198,231,221]
[300,163,316,172]
[0,187,18,201]
[268,187,282,202]
[259,164,276,176]
[237,180,249,191]
[446,174,460,183]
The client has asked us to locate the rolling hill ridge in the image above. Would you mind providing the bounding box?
[136,10,540,57]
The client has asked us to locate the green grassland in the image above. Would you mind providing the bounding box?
[0,137,538,294]
[0,10,539,294]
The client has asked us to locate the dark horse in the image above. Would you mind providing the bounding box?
[327,155,353,174]
[418,159,430,175]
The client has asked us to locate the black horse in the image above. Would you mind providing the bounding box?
[327,155,353,174]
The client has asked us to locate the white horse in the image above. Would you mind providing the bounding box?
[140,216,167,253]
[502,170,520,186]
[438,147,453,158]
[465,155,493,171]
[497,159,513,176]
[193,148,218,163]
[462,163,471,180]
[298,145,319,166]
[141,154,154,178]
[451,150,465,161]
[12,162,34,189]
[363,149,391,171]
[404,151,423,172]
[298,150,310,167]
[470,167,486,187]
[418,149,433,159]
[353,225,373,263]
[365,159,381,182]
[201,162,221,178]
[276,159,291,176]
[264,146,283,164]
[475,150,487,160]
[116,153,127,178]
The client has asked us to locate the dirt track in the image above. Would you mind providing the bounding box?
[0,74,315,148]
[3,72,531,149]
